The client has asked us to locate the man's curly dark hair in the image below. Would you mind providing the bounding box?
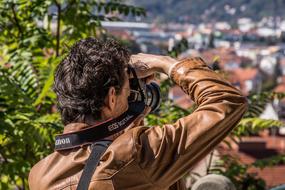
[54,37,130,125]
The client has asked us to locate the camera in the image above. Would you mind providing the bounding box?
[127,66,161,113]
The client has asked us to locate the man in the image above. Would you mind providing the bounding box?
[29,37,247,190]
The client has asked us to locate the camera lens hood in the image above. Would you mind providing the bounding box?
[146,82,161,113]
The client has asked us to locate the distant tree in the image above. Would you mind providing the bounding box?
[132,0,285,23]
[167,37,188,58]
[208,32,215,49]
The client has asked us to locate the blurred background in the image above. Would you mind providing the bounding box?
[1,0,285,189]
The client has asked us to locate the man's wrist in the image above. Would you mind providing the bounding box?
[158,56,178,76]
[167,61,181,77]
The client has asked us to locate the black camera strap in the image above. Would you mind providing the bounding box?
[54,101,145,151]
[76,140,112,190]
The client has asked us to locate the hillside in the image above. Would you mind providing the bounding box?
[130,0,285,23]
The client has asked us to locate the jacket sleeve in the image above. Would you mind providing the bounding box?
[135,57,247,188]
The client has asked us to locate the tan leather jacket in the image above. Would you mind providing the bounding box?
[29,57,247,190]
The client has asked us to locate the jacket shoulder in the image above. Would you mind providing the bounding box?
[29,153,57,190]
[94,126,149,180]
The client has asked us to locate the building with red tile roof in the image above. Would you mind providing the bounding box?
[218,136,285,188]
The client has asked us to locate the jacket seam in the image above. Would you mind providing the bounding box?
[132,131,162,189]
[54,159,135,190]
[135,158,162,188]
[54,159,135,189]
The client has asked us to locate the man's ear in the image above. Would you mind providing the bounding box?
[104,86,116,112]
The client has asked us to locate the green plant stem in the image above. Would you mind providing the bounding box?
[21,176,26,190]
[55,1,61,57]
[11,3,23,39]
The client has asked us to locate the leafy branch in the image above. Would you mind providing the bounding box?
[0,0,146,188]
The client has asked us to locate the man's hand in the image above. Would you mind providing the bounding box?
[130,53,177,78]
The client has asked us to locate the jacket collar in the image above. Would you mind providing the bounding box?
[63,123,89,134]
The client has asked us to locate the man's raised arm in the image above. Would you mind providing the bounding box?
[132,56,247,188]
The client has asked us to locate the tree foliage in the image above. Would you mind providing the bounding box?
[0,0,145,189]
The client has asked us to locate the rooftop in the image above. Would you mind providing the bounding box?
[218,135,285,188]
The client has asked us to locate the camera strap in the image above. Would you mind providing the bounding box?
[54,101,146,151]
[76,140,112,190]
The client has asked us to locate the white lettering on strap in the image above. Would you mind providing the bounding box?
[108,115,133,132]
[55,138,71,146]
